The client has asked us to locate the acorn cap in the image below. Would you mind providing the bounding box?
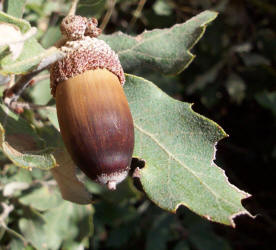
[50,15,125,96]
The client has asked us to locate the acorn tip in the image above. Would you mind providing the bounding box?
[107,181,117,190]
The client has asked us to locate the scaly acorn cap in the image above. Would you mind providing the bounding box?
[50,15,125,96]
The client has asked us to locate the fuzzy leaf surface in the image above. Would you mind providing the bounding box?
[101,10,217,75]
[124,74,250,226]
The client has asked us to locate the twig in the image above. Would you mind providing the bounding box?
[0,203,28,245]
[68,0,80,16]
[0,203,14,222]
[3,68,45,109]
[1,222,29,245]
[6,102,50,113]
[128,0,147,31]
[100,0,116,30]
[32,73,50,83]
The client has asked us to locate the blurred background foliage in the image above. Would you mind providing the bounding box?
[0,0,276,249]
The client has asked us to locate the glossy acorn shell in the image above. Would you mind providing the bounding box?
[55,69,134,188]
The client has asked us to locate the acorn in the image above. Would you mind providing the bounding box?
[50,15,134,190]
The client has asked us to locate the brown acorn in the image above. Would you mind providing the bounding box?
[50,15,134,190]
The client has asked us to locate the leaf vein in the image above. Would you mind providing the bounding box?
[135,123,240,210]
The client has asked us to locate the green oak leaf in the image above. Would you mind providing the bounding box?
[101,10,218,75]
[3,0,27,18]
[19,185,63,211]
[124,74,250,226]
[0,104,56,169]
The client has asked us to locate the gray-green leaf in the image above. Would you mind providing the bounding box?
[3,0,27,18]
[19,202,93,250]
[101,10,218,75]
[124,74,250,226]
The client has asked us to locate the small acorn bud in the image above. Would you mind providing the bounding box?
[50,16,134,190]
